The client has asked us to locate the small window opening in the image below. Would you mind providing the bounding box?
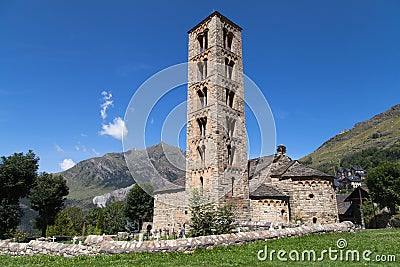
[223,29,233,51]
[200,176,204,189]
[225,88,235,108]
[227,32,233,51]
[197,89,205,108]
[204,59,208,79]
[226,117,236,137]
[197,62,203,80]
[227,144,235,166]
[197,117,207,137]
[197,35,203,53]
[197,145,205,166]
[197,30,208,53]
[231,177,235,196]
[197,59,208,81]
[309,193,314,199]
[225,58,235,79]
[313,217,317,224]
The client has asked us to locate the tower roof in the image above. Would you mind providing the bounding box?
[188,11,242,34]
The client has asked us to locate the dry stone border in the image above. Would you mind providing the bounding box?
[0,221,354,257]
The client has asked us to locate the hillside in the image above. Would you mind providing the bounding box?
[58,142,185,208]
[300,104,400,174]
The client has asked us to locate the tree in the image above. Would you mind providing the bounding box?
[0,151,39,238]
[189,189,235,237]
[124,183,154,231]
[189,189,215,237]
[0,200,21,238]
[84,207,102,235]
[95,208,104,235]
[46,210,76,236]
[62,207,84,234]
[366,162,400,214]
[29,173,69,237]
[104,201,127,234]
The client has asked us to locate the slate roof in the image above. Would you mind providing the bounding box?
[336,193,352,215]
[277,161,334,180]
[248,155,274,179]
[345,175,362,182]
[344,187,369,202]
[250,184,288,199]
[187,11,242,34]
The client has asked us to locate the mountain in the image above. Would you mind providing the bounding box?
[300,104,400,174]
[58,142,185,208]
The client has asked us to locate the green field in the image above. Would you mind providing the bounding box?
[1,229,399,266]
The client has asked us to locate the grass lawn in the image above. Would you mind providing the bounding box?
[1,228,399,266]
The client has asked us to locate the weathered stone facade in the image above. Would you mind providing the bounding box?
[152,12,338,232]
[152,189,188,235]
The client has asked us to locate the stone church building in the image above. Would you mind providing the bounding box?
[152,12,338,233]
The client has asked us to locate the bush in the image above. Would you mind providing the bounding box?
[189,190,235,237]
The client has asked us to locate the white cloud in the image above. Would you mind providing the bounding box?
[100,91,113,119]
[99,117,128,140]
[55,144,64,153]
[59,158,76,171]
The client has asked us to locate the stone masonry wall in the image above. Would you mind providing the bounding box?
[152,190,189,233]
[250,199,289,223]
[0,222,354,257]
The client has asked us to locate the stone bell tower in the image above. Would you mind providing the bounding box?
[186,12,250,220]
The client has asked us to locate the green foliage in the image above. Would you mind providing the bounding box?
[361,198,378,229]
[11,230,28,243]
[124,183,154,230]
[0,200,21,239]
[104,201,127,235]
[214,204,235,234]
[366,161,400,214]
[299,156,313,166]
[62,207,85,234]
[189,190,235,237]
[340,146,400,170]
[0,151,39,238]
[84,207,101,235]
[95,209,104,235]
[46,210,77,237]
[29,173,69,237]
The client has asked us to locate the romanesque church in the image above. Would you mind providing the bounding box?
[152,12,338,232]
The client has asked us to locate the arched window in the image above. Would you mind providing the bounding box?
[225,89,235,108]
[226,116,236,137]
[225,58,235,79]
[223,29,234,51]
[200,176,204,189]
[197,30,208,53]
[197,117,207,137]
[196,87,207,109]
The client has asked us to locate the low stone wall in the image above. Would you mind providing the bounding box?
[0,222,354,257]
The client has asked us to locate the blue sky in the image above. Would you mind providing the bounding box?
[1,0,399,173]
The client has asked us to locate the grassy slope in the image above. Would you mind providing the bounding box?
[1,229,399,266]
[300,104,400,173]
